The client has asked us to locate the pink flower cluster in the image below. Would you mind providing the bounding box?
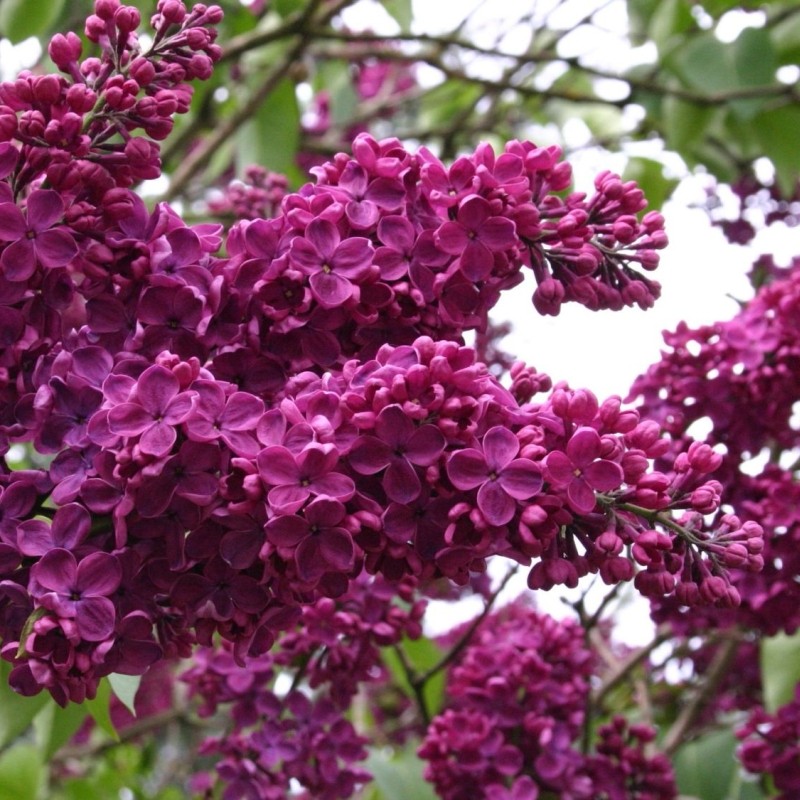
[181,575,423,799]
[419,601,677,799]
[0,1,762,709]
[737,685,800,800]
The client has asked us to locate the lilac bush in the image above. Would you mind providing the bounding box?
[0,1,789,798]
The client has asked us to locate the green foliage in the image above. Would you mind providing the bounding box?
[673,728,743,800]
[0,662,48,749]
[365,746,438,800]
[0,0,66,43]
[0,743,45,800]
[760,630,800,713]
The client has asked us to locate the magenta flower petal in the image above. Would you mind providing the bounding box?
[257,446,300,485]
[479,216,517,249]
[405,424,446,466]
[139,420,177,456]
[482,427,519,473]
[447,449,487,490]
[75,596,116,642]
[311,472,355,501]
[306,218,339,259]
[137,365,179,415]
[0,203,26,239]
[1,238,35,281]
[477,480,516,526]
[331,237,373,275]
[348,436,391,475]
[33,548,77,592]
[27,189,65,230]
[266,515,309,547]
[317,528,354,571]
[384,458,422,503]
[309,271,353,307]
[35,228,78,268]
[435,221,468,255]
[565,427,601,465]
[567,478,597,514]
[543,450,575,486]
[221,392,265,429]
[498,460,543,500]
[77,551,122,596]
[460,240,494,281]
[583,459,624,492]
[108,403,152,436]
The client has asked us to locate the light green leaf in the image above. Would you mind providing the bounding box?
[381,0,413,32]
[383,636,446,718]
[108,673,141,717]
[660,95,714,155]
[623,157,678,210]
[760,630,800,713]
[0,662,49,749]
[771,11,800,65]
[85,679,119,741]
[366,746,437,800]
[673,727,738,800]
[648,0,695,54]
[0,0,66,43]
[237,77,304,187]
[0,744,44,800]
[33,701,89,759]
[752,104,800,196]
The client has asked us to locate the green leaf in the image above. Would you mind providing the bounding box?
[0,0,66,43]
[623,157,678,210]
[648,0,695,53]
[236,77,304,186]
[673,727,738,800]
[381,0,413,32]
[366,746,438,800]
[752,104,800,196]
[660,95,714,155]
[730,26,778,119]
[760,630,800,713]
[85,679,119,741]
[0,662,49,749]
[273,0,305,18]
[33,701,89,759]
[108,673,141,717]
[382,636,446,718]
[771,11,800,65]
[0,744,44,800]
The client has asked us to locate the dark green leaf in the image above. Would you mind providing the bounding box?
[0,661,49,749]
[760,630,800,712]
[0,744,44,800]
[0,0,66,43]
[382,636,446,718]
[730,27,778,119]
[366,746,438,800]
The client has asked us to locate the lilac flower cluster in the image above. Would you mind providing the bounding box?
[418,601,677,799]
[0,1,761,709]
[737,685,800,800]
[181,575,422,799]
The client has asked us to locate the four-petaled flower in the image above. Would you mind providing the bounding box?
[264,496,355,583]
[349,405,446,504]
[289,218,373,307]
[107,364,197,457]
[434,195,517,281]
[0,189,78,281]
[447,426,543,526]
[31,549,121,642]
[543,426,624,514]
